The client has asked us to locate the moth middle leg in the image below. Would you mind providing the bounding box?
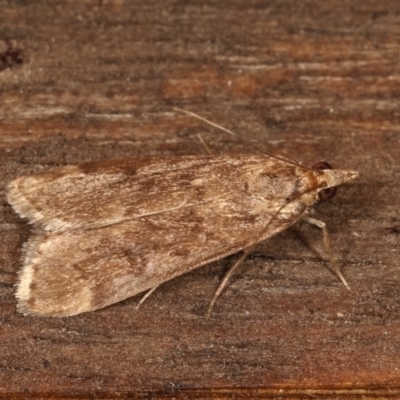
[207,244,256,319]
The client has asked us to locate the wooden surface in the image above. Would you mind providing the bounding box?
[0,0,399,398]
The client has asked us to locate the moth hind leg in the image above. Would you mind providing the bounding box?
[135,285,160,309]
[206,245,256,319]
[305,216,351,292]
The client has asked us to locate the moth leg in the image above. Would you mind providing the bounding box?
[135,285,160,309]
[207,245,256,319]
[304,216,351,292]
[197,134,213,156]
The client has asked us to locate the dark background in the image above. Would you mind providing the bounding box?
[0,1,399,398]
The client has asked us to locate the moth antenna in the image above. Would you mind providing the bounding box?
[174,108,307,169]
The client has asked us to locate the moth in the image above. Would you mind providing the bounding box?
[7,111,358,317]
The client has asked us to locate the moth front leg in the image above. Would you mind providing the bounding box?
[304,216,351,291]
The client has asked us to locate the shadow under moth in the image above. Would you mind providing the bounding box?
[7,111,358,317]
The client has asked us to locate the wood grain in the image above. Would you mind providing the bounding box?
[0,0,399,398]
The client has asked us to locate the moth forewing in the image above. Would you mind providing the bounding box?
[8,142,358,317]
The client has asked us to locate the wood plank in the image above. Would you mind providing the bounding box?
[0,0,399,398]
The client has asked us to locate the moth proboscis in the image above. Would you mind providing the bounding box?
[7,110,358,317]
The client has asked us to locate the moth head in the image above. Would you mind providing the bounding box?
[312,161,358,202]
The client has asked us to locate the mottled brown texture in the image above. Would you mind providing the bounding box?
[0,0,399,398]
[7,154,357,316]
[7,155,313,233]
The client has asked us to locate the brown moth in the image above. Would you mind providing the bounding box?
[7,112,358,317]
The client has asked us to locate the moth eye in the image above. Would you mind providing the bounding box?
[318,186,337,201]
[312,160,337,202]
[312,161,332,170]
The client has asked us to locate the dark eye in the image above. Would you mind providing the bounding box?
[312,160,337,202]
[317,186,337,201]
[312,161,332,170]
